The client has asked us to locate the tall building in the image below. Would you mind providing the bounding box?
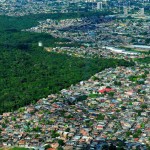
[123,6,128,16]
[97,2,103,10]
[139,8,144,16]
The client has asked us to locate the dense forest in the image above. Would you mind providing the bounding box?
[0,11,111,31]
[0,14,134,114]
[0,46,134,113]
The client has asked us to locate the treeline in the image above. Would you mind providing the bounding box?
[0,11,112,31]
[0,46,134,114]
[0,31,71,48]
[0,15,74,48]
[0,13,134,114]
[0,11,113,49]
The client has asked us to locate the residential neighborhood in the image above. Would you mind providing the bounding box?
[25,16,150,47]
[0,64,149,149]
[0,0,149,17]
[0,0,150,150]
[24,15,150,59]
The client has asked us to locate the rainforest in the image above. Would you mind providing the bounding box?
[0,14,134,114]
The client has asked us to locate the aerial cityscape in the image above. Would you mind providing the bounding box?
[0,0,150,150]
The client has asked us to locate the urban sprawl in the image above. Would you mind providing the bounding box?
[0,0,150,150]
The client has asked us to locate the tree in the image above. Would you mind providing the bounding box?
[57,147,64,150]
[108,91,115,97]
[65,128,70,132]
[111,115,117,120]
[141,104,148,109]
[133,129,142,138]
[32,126,41,132]
[51,130,60,138]
[58,139,65,146]
[44,144,51,149]
[121,106,126,110]
[96,113,105,120]
[126,131,132,137]
[109,143,116,150]
[114,81,121,86]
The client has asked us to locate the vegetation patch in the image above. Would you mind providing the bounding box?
[0,47,134,114]
[0,15,134,114]
[135,57,150,64]
[0,11,111,31]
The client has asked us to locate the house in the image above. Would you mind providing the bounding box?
[96,125,104,130]
[51,143,59,149]
[63,146,73,150]
[98,88,114,93]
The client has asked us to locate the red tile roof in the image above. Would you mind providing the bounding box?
[98,88,113,93]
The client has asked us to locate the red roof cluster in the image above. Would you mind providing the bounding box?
[98,88,114,93]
